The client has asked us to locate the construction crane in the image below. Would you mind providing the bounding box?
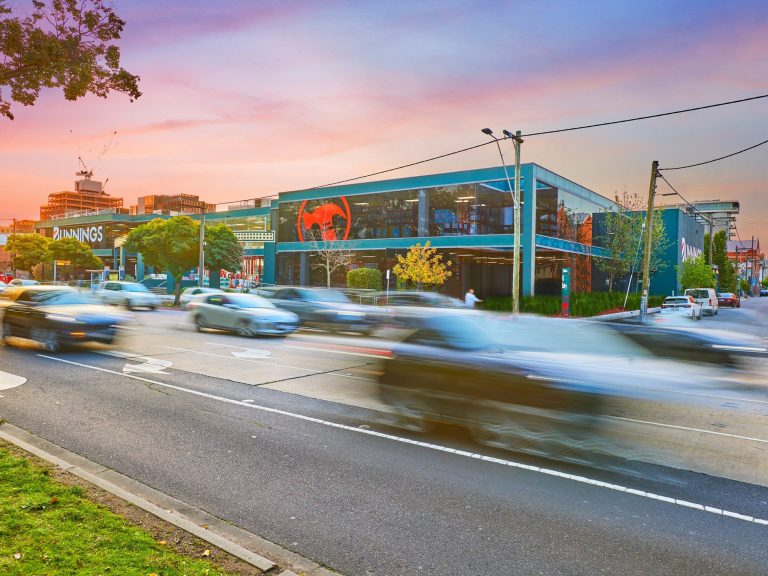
[76,156,93,179]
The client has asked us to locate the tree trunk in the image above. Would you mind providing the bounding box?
[326,264,331,288]
[174,275,182,306]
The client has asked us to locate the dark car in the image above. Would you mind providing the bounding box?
[717,292,740,308]
[1,286,127,352]
[761,287,768,297]
[266,287,378,334]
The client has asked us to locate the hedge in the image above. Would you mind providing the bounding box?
[483,292,666,317]
[347,267,382,290]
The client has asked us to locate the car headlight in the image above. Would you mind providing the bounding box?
[46,314,80,323]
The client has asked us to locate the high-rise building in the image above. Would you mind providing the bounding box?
[40,173,124,220]
[129,194,215,215]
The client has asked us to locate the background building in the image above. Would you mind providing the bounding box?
[39,173,124,220]
[129,194,215,215]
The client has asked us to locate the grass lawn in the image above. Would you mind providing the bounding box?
[0,444,258,576]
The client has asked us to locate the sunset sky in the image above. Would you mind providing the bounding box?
[1,0,767,241]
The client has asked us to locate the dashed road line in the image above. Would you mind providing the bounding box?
[36,353,768,527]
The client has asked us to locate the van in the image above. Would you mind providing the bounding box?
[684,288,718,316]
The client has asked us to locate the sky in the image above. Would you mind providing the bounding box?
[1,0,767,243]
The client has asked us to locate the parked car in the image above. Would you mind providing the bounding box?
[760,287,768,297]
[9,278,39,287]
[192,292,299,337]
[717,292,740,308]
[0,280,6,293]
[684,288,718,316]
[179,286,224,309]
[1,286,127,352]
[660,295,702,320]
[97,281,160,310]
[266,287,378,334]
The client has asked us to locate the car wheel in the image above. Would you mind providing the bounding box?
[195,315,207,332]
[125,299,134,311]
[236,320,254,337]
[1,322,12,343]
[380,386,433,432]
[32,328,59,353]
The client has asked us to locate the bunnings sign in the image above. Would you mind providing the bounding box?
[53,225,104,245]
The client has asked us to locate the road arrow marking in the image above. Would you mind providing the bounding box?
[0,371,27,391]
[231,348,272,359]
[122,356,173,375]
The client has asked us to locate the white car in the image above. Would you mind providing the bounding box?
[180,286,224,309]
[659,295,702,320]
[192,292,300,336]
[98,281,160,310]
[684,288,719,316]
[9,279,39,287]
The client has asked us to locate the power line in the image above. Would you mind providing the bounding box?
[308,93,768,190]
[660,137,768,171]
[521,94,768,137]
[657,173,715,226]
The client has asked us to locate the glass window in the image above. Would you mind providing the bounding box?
[428,183,516,237]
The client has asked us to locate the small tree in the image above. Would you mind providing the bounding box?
[125,216,199,305]
[204,223,243,289]
[307,230,354,288]
[347,268,382,290]
[679,255,715,291]
[711,230,736,293]
[392,242,452,290]
[0,0,141,120]
[5,233,50,274]
[48,237,102,280]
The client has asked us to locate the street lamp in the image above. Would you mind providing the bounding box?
[482,128,523,315]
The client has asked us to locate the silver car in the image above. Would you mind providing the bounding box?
[98,281,160,310]
[192,293,300,337]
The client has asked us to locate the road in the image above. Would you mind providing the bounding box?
[1,297,767,575]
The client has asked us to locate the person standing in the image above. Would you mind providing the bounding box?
[464,288,481,308]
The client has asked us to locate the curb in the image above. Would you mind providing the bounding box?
[0,422,341,576]
[588,307,661,321]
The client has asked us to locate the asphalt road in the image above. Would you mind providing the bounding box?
[1,299,767,575]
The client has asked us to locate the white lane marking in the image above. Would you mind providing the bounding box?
[164,346,315,372]
[285,343,387,359]
[36,353,768,527]
[610,416,768,444]
[123,357,173,375]
[0,371,27,390]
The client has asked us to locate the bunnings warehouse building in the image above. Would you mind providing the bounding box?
[35,164,704,297]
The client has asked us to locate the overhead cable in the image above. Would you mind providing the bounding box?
[660,137,768,171]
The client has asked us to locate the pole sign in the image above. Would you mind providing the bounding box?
[561,267,571,318]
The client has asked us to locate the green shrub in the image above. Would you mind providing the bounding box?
[347,267,382,290]
[483,292,665,317]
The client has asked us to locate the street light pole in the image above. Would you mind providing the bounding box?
[482,128,523,316]
[198,209,206,288]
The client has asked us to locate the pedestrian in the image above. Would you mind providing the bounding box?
[464,288,481,308]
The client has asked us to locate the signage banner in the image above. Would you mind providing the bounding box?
[561,267,571,318]
[53,225,104,245]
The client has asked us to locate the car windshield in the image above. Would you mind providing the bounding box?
[24,290,96,305]
[227,294,275,309]
[686,289,710,298]
[718,293,734,298]
[303,289,350,303]
[664,297,689,304]
[123,284,150,292]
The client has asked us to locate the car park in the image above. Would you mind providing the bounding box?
[97,281,160,310]
[192,292,299,337]
[1,286,127,352]
[716,292,740,308]
[660,295,702,320]
[266,287,378,334]
[684,287,718,316]
[179,286,224,309]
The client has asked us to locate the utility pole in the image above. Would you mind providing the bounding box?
[198,209,206,288]
[639,160,659,323]
[511,130,523,317]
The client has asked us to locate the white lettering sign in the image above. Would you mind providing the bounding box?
[680,236,702,262]
[53,225,104,244]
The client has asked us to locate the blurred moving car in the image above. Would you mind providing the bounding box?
[684,287,718,316]
[378,291,465,308]
[1,286,126,352]
[9,278,39,287]
[180,286,224,309]
[717,292,740,308]
[378,313,708,462]
[605,321,767,369]
[97,281,159,310]
[266,287,377,334]
[660,295,702,320]
[192,292,299,337]
[0,280,6,293]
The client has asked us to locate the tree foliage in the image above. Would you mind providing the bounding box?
[679,255,715,291]
[48,236,102,277]
[711,230,736,292]
[125,216,199,304]
[0,0,141,120]
[5,233,50,272]
[392,242,452,289]
[203,223,242,289]
[594,190,669,292]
